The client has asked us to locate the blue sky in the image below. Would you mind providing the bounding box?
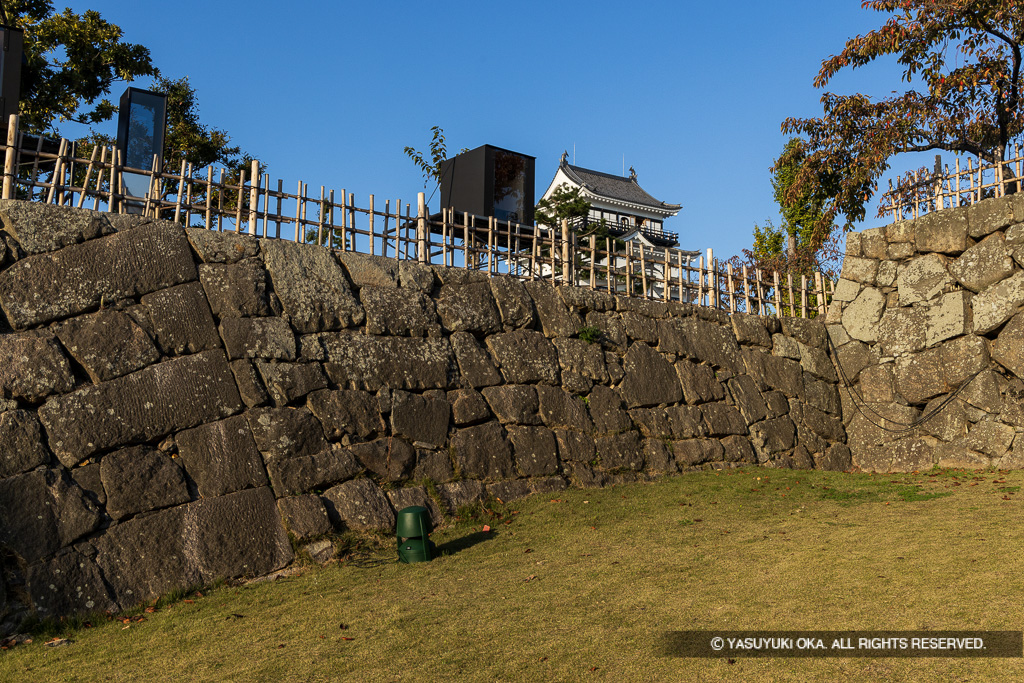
[55,1,931,261]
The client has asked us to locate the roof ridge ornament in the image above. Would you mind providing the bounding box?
[561,150,568,165]
[629,166,637,181]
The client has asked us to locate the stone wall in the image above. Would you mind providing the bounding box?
[828,194,1024,471]
[0,200,846,628]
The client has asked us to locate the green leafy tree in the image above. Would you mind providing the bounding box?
[781,0,1024,233]
[404,125,468,187]
[534,183,590,229]
[6,1,156,134]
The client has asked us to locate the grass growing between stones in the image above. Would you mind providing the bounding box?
[3,467,1024,682]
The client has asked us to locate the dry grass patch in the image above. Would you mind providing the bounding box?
[2,468,1023,682]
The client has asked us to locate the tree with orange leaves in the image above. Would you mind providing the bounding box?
[781,0,1024,235]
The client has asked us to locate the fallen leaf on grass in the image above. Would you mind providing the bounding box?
[342,637,355,641]
[45,638,72,647]
[525,574,538,583]
[144,606,157,614]
[482,525,491,532]
[183,599,194,604]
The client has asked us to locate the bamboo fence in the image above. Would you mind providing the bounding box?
[0,115,833,319]
[881,144,1024,221]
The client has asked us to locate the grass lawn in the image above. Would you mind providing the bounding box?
[2,467,1023,682]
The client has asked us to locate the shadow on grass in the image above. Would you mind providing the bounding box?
[434,531,493,557]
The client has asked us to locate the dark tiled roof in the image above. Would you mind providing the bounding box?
[561,161,681,212]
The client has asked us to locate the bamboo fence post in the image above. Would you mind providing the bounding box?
[713,257,721,309]
[786,273,796,318]
[725,263,735,313]
[677,252,686,303]
[800,274,808,318]
[217,169,225,231]
[93,146,107,211]
[2,114,16,200]
[416,192,427,262]
[697,256,704,306]
[294,181,303,242]
[202,166,213,228]
[184,163,194,226]
[589,235,597,289]
[316,186,326,246]
[605,239,612,293]
[109,147,122,213]
[274,179,283,238]
[968,158,975,204]
[340,190,349,250]
[393,197,401,257]
[998,157,1005,198]
[348,193,356,250]
[45,138,66,205]
[76,143,99,209]
[814,271,824,316]
[625,241,633,297]
[369,194,376,255]
[262,174,270,237]
[383,199,391,257]
[300,183,309,243]
[233,170,246,230]
[29,133,43,201]
[173,159,187,223]
[638,243,648,298]
[489,217,496,274]
[463,211,471,269]
[741,265,751,313]
[773,270,782,316]
[442,209,450,266]
[953,158,961,207]
[247,159,260,235]
[143,153,158,217]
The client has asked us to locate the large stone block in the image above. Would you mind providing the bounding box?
[859,364,895,403]
[0,468,99,564]
[741,348,804,398]
[481,385,541,425]
[438,480,486,513]
[971,271,1024,334]
[307,332,457,391]
[489,277,535,329]
[450,421,514,480]
[968,195,1016,237]
[449,388,491,425]
[665,405,708,439]
[100,445,190,520]
[507,425,559,476]
[620,311,658,344]
[55,309,160,383]
[436,282,502,334]
[918,395,969,442]
[816,443,853,471]
[749,417,796,461]
[449,331,502,388]
[349,437,416,481]
[255,361,327,406]
[877,307,927,356]
[596,431,644,470]
[587,384,633,434]
[140,281,221,355]
[260,240,363,333]
[537,385,593,432]
[307,388,385,440]
[185,228,260,264]
[673,439,725,468]
[391,390,449,447]
[992,311,1024,379]
[398,261,436,292]
[265,444,361,496]
[246,406,327,462]
[914,206,970,254]
[0,223,197,329]
[413,449,455,483]
[336,252,399,288]
[176,415,269,497]
[0,201,109,255]
[28,546,117,618]
[322,478,395,531]
[0,409,49,478]
[94,487,292,608]
[779,318,827,350]
[219,317,296,361]
[553,337,609,387]
[0,333,74,401]
[798,342,837,382]
[675,359,725,404]
[617,342,682,408]
[277,494,332,540]
[230,359,270,407]
[198,258,272,318]
[39,350,242,466]
[924,291,972,347]
[730,313,772,348]
[897,254,954,305]
[628,407,673,438]
[700,403,747,436]
[387,486,443,527]
[669,317,743,374]
[949,233,1014,292]
[554,428,596,462]
[524,281,581,337]
[485,329,560,385]
[841,287,885,343]
[727,375,769,424]
[360,286,439,337]
[840,256,878,285]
